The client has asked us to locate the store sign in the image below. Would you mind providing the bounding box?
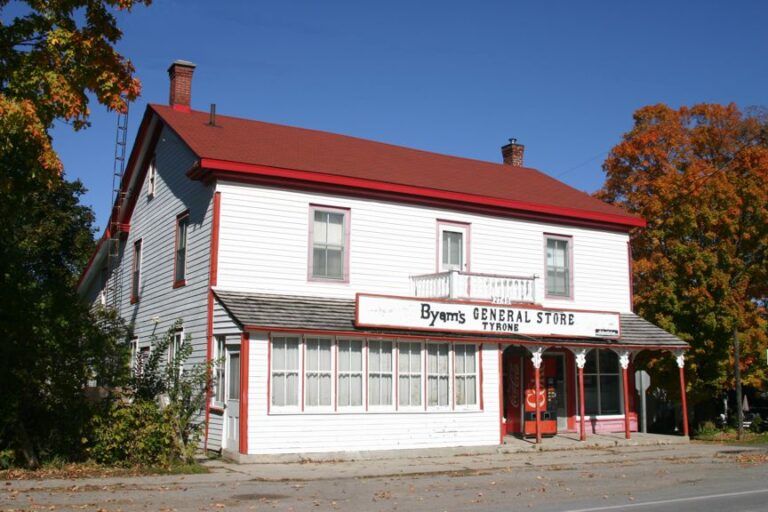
[356,294,620,339]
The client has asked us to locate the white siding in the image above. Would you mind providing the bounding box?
[247,332,501,454]
[216,182,631,313]
[113,125,217,443]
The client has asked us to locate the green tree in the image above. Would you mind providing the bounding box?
[92,322,212,466]
[0,0,150,467]
[597,104,768,415]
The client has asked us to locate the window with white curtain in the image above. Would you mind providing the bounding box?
[337,339,363,407]
[398,342,422,407]
[454,344,478,406]
[427,343,450,407]
[304,337,332,407]
[213,336,226,406]
[546,236,571,297]
[368,340,393,406]
[271,336,300,407]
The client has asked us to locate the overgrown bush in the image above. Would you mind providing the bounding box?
[90,321,211,466]
[750,415,763,433]
[90,400,175,466]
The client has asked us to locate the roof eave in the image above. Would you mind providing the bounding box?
[192,158,646,230]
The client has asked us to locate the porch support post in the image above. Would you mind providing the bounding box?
[675,351,689,437]
[618,350,631,440]
[575,349,588,441]
[529,346,544,444]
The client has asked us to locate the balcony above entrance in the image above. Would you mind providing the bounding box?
[410,270,537,304]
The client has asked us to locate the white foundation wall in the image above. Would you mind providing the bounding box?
[246,332,502,454]
[216,182,631,313]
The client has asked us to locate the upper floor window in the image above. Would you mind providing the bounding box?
[174,212,189,287]
[130,239,142,303]
[309,205,349,281]
[438,221,469,272]
[545,235,572,298]
[147,156,157,197]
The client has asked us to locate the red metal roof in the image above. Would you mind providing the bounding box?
[151,104,643,228]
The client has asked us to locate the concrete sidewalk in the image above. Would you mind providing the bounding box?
[204,433,692,481]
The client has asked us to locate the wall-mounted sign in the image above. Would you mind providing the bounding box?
[356,294,621,339]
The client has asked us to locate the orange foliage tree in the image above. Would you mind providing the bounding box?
[0,0,150,178]
[597,104,768,412]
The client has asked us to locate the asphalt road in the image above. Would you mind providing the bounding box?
[2,444,767,511]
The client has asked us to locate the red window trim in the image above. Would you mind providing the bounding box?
[543,233,575,301]
[172,210,190,288]
[130,238,142,304]
[266,335,484,416]
[307,204,351,283]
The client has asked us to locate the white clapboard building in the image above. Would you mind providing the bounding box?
[78,61,690,459]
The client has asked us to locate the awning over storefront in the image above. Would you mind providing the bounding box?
[213,290,688,351]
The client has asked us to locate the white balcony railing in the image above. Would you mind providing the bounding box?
[410,270,537,304]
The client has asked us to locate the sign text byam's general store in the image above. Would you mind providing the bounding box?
[356,295,620,338]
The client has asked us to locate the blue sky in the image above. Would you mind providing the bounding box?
[46,0,767,233]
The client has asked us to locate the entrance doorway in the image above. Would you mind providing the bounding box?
[224,346,240,451]
[543,353,567,431]
[503,347,567,436]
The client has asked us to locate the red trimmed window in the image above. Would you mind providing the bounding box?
[174,212,189,287]
[454,344,478,406]
[545,235,573,299]
[427,343,450,407]
[337,339,364,408]
[130,239,142,303]
[398,342,422,407]
[309,205,349,281]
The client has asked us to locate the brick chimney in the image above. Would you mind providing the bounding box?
[168,60,196,111]
[501,138,525,167]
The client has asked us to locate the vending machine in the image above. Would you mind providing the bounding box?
[523,357,558,436]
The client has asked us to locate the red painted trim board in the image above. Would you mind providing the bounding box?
[239,332,250,454]
[203,192,221,451]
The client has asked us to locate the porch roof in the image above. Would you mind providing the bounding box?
[213,290,688,350]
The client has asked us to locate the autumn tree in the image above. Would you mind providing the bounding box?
[597,104,768,419]
[0,0,150,467]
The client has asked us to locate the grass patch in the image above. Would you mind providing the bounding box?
[693,429,768,445]
[0,460,208,481]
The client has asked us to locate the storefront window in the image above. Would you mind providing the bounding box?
[584,349,621,415]
[368,340,393,406]
[338,339,363,407]
[398,342,422,407]
[427,343,450,407]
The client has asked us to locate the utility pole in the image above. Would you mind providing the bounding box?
[734,325,743,441]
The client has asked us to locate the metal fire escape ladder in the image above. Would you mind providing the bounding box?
[106,98,130,310]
